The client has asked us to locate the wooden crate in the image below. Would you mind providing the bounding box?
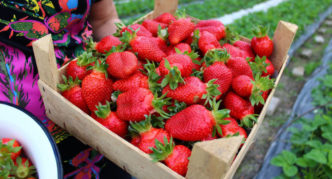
[32,0,298,178]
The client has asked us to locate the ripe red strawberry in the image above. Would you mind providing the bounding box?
[121,24,153,37]
[0,138,21,161]
[57,76,89,113]
[112,72,149,92]
[222,43,248,59]
[233,40,255,59]
[66,52,96,80]
[224,91,256,128]
[154,12,176,24]
[162,76,220,105]
[128,36,167,62]
[106,51,138,79]
[202,132,218,141]
[219,117,247,139]
[198,31,221,54]
[167,43,192,56]
[150,138,191,176]
[226,56,253,79]
[255,90,271,113]
[263,58,275,77]
[159,54,193,77]
[82,61,113,112]
[94,102,128,137]
[96,35,122,54]
[251,26,274,57]
[165,103,230,141]
[195,20,226,40]
[116,88,170,122]
[232,74,274,106]
[142,20,168,36]
[249,56,275,77]
[129,116,170,153]
[168,17,195,45]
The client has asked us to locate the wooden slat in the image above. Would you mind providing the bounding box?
[187,136,243,179]
[270,21,298,71]
[32,34,60,91]
[38,80,183,179]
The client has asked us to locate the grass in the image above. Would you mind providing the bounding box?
[228,0,332,39]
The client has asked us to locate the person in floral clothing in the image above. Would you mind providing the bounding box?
[0,0,130,178]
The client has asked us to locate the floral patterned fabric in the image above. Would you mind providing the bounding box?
[0,0,130,178]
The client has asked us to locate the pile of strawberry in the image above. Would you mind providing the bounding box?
[58,11,275,176]
[0,138,37,178]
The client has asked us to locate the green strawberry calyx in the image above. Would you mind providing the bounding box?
[240,114,258,128]
[210,98,231,137]
[77,51,97,67]
[220,26,240,45]
[129,115,153,135]
[190,29,200,51]
[13,157,36,178]
[119,27,138,45]
[144,61,162,94]
[158,25,169,41]
[249,56,269,77]
[57,75,81,92]
[175,9,187,19]
[113,22,126,37]
[87,60,109,78]
[250,74,275,106]
[161,59,185,90]
[202,79,221,105]
[175,48,200,61]
[152,93,171,119]
[95,101,112,119]
[203,49,230,67]
[252,25,269,38]
[149,137,174,162]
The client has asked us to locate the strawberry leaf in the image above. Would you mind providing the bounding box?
[190,29,200,51]
[149,137,174,162]
[249,56,268,76]
[252,25,269,38]
[203,49,230,67]
[129,115,153,135]
[152,93,171,119]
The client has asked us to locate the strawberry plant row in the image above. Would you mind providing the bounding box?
[118,0,265,25]
[228,0,332,40]
[32,0,297,178]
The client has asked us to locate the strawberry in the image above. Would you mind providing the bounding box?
[12,157,36,179]
[249,56,275,77]
[159,54,194,89]
[66,52,96,80]
[94,101,128,137]
[106,51,138,79]
[126,35,167,62]
[121,24,153,37]
[233,40,255,59]
[224,91,257,128]
[82,61,113,112]
[202,132,218,141]
[251,26,274,57]
[168,13,195,45]
[198,31,221,54]
[162,76,220,105]
[167,43,192,56]
[129,115,170,153]
[0,138,22,161]
[165,101,230,141]
[57,76,89,113]
[222,43,248,59]
[112,72,149,92]
[219,117,247,139]
[96,35,122,54]
[195,20,226,40]
[232,74,274,105]
[142,20,167,36]
[116,88,170,122]
[150,137,191,176]
[154,12,176,24]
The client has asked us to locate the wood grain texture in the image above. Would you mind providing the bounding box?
[38,80,183,179]
[187,136,243,179]
[32,34,60,91]
[270,21,298,71]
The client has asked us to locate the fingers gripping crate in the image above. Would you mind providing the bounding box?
[32,0,298,178]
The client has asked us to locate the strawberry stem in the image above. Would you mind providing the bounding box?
[150,137,174,162]
[95,101,111,119]
[203,49,230,67]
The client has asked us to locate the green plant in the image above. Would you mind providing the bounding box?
[304,61,321,76]
[271,64,332,178]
